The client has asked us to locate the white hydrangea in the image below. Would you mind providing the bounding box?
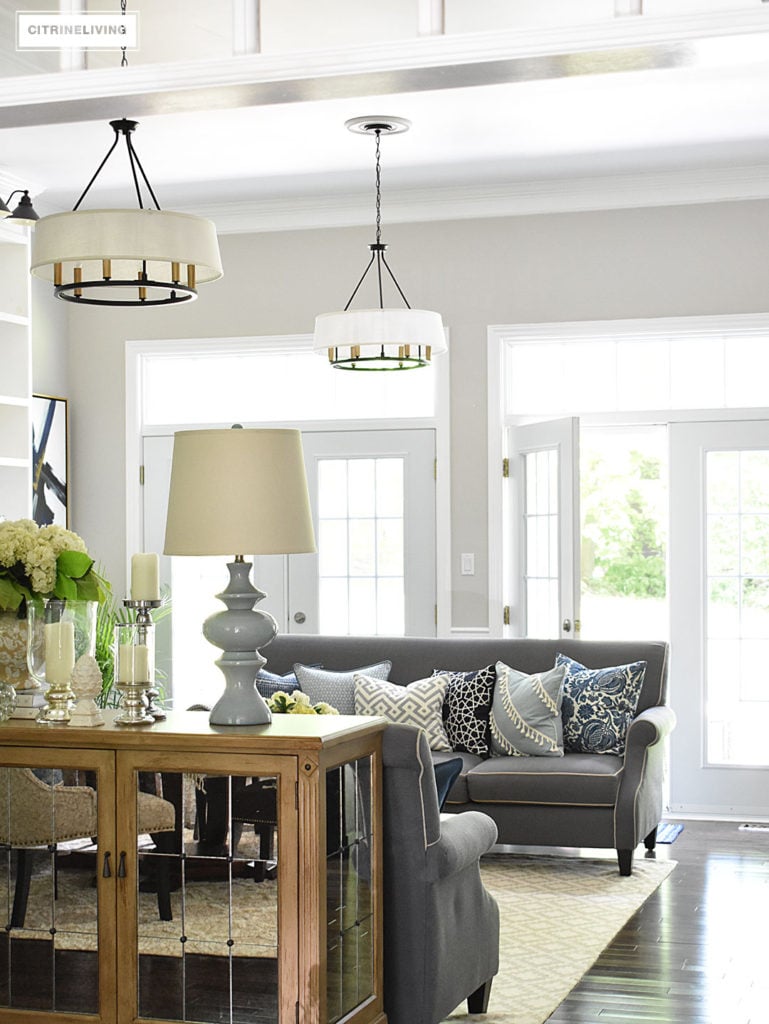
[0,518,38,568]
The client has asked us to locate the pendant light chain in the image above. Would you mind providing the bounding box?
[373,129,385,308]
[374,129,382,246]
[120,0,128,67]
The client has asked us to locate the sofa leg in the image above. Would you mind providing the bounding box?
[467,978,493,1014]
[617,849,633,876]
[644,826,658,851]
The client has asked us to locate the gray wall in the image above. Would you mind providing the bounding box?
[42,198,769,625]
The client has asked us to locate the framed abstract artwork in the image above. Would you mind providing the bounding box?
[32,394,68,527]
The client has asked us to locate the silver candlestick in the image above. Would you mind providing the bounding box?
[123,599,166,719]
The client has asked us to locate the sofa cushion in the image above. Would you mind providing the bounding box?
[355,673,452,751]
[489,662,566,758]
[433,665,495,756]
[294,660,391,715]
[557,653,646,756]
[431,750,483,804]
[465,752,624,806]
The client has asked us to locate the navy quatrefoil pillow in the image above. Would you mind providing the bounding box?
[557,653,646,756]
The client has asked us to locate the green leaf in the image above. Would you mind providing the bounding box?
[75,575,100,602]
[57,550,94,580]
[53,572,78,601]
[0,577,23,611]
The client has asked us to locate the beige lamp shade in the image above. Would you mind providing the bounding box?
[30,208,222,290]
[163,427,316,557]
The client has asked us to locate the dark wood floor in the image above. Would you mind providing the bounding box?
[546,819,769,1023]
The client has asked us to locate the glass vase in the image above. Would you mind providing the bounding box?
[27,599,97,724]
[0,610,33,690]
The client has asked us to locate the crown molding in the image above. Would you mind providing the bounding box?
[0,10,768,126]
[181,164,769,235]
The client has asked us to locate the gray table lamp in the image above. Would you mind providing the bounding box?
[163,426,316,726]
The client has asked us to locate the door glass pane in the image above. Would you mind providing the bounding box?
[326,757,374,1024]
[318,458,406,636]
[0,764,99,1015]
[523,450,559,637]
[136,770,279,1023]
[706,450,769,766]
[580,427,668,641]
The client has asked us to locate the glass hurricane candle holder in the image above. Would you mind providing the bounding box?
[27,599,97,724]
[114,620,155,726]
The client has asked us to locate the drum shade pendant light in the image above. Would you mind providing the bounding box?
[313,117,446,370]
[30,119,222,306]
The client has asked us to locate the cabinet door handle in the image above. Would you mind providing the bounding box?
[117,852,127,878]
[102,851,112,878]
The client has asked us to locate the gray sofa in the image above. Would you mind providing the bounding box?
[265,635,675,875]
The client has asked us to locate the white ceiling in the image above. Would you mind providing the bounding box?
[2,9,769,232]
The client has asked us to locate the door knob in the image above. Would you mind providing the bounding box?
[562,619,572,633]
[293,612,306,624]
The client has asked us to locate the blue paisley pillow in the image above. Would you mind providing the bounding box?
[557,654,646,756]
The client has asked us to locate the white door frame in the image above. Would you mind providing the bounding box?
[507,417,580,638]
[125,333,452,635]
[488,313,769,637]
[669,419,769,818]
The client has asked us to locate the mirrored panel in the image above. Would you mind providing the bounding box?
[136,770,279,1024]
[0,765,99,1015]
[326,756,374,1024]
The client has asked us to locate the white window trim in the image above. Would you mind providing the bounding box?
[125,333,452,635]
[488,312,769,637]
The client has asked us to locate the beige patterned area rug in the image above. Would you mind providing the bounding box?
[10,849,674,1020]
[444,854,676,1024]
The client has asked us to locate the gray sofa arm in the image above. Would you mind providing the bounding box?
[426,811,498,883]
[625,704,677,750]
[615,704,677,853]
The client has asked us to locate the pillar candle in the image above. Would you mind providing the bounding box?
[131,553,159,601]
[117,643,150,683]
[45,621,75,686]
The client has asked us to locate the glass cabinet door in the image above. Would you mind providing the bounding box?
[116,752,298,1024]
[325,754,375,1024]
[0,748,116,1021]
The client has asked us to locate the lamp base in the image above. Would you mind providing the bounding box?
[208,655,271,726]
[203,560,275,727]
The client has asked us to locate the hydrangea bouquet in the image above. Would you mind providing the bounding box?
[0,518,109,615]
[267,690,338,716]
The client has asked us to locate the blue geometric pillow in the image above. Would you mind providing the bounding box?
[294,661,391,715]
[433,665,495,756]
[256,669,305,699]
[557,654,646,756]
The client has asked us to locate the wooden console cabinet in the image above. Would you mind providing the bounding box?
[0,711,388,1024]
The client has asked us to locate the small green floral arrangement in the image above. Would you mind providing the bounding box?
[267,690,339,716]
[0,518,109,614]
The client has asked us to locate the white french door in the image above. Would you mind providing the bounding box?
[669,420,769,817]
[506,417,580,638]
[288,430,436,637]
[142,428,436,708]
